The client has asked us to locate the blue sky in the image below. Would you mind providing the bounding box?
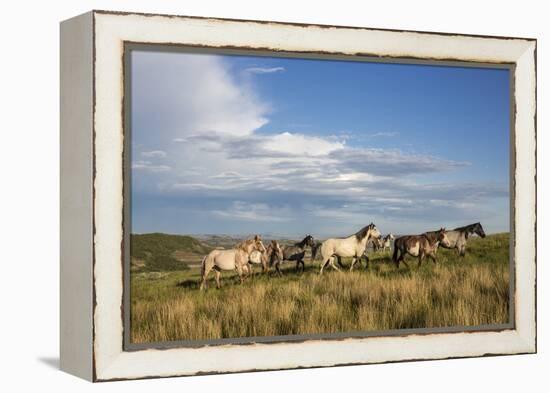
[130,50,510,237]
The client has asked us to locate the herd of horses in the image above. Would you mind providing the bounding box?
[199,222,486,290]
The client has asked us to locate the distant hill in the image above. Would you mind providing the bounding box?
[131,233,213,272]
[195,234,247,249]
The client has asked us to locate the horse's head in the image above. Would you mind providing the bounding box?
[253,235,267,253]
[437,228,451,247]
[304,234,315,247]
[474,222,486,238]
[389,233,395,240]
[369,223,381,239]
[270,240,284,264]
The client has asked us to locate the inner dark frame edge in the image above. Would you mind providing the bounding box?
[122,43,518,352]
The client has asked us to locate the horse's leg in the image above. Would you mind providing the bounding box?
[236,264,244,285]
[429,252,437,264]
[364,254,370,270]
[298,259,305,273]
[319,258,330,275]
[275,261,283,276]
[418,251,424,267]
[200,263,212,291]
[349,256,356,272]
[330,257,342,272]
[401,255,410,269]
[214,267,222,289]
[337,256,346,269]
[295,260,300,272]
[392,247,400,269]
[459,245,466,257]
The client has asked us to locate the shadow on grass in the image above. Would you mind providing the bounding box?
[176,255,443,289]
[176,279,200,289]
[177,274,255,290]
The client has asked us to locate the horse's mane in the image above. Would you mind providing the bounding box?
[266,241,281,266]
[265,241,278,254]
[422,231,439,244]
[353,224,374,241]
[453,223,479,233]
[295,235,312,248]
[235,238,254,252]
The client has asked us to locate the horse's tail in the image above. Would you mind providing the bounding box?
[311,243,319,261]
[392,242,399,265]
[200,255,207,279]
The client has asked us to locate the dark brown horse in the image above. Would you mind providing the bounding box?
[392,228,450,269]
[278,235,315,274]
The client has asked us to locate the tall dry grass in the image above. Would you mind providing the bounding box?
[130,233,510,344]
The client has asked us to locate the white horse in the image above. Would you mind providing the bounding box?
[200,235,266,290]
[380,233,394,252]
[319,223,381,274]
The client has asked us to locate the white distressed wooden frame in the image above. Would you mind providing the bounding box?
[60,10,536,382]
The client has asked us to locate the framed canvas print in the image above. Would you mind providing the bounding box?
[60,10,537,382]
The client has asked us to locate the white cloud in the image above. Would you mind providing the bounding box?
[132,161,171,172]
[141,150,167,158]
[367,131,400,137]
[212,201,291,222]
[244,66,285,74]
[132,51,269,139]
[262,132,344,157]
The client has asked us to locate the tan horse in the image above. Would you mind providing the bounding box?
[248,240,284,275]
[199,235,266,290]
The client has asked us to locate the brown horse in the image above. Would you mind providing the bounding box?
[392,228,450,269]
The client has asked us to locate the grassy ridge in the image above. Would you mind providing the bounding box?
[130,233,510,343]
[130,233,212,272]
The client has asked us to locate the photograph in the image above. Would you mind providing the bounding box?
[127,48,512,345]
[1,0,544,388]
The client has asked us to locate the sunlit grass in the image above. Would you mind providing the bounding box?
[130,233,510,343]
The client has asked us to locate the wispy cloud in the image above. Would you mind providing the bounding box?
[141,150,167,158]
[244,66,285,74]
[367,131,400,138]
[330,148,470,176]
[132,161,171,172]
[212,201,292,222]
